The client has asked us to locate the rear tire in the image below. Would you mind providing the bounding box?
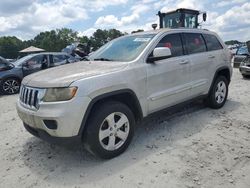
[0,77,20,95]
[206,76,229,109]
[83,101,135,159]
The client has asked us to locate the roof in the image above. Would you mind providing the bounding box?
[159,8,200,15]
[131,28,213,36]
[19,46,45,53]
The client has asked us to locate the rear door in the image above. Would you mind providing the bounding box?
[182,32,212,97]
[146,33,192,113]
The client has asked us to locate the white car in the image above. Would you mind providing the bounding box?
[16,28,232,159]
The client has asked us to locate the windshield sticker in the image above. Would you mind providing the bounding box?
[133,38,151,42]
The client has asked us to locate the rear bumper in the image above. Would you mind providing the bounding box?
[239,66,250,75]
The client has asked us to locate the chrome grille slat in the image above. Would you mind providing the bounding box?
[23,88,27,103]
[28,89,32,105]
[25,89,29,104]
[22,87,25,101]
[31,90,35,106]
[19,85,45,110]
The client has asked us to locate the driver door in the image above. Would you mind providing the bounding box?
[22,55,45,76]
[146,33,191,113]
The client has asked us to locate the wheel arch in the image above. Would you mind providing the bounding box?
[78,89,143,137]
[208,66,231,94]
[0,75,22,83]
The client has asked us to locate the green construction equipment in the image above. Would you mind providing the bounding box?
[157,8,207,29]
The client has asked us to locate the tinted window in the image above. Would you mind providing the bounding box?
[203,34,223,51]
[25,55,47,69]
[156,33,183,57]
[184,33,206,54]
[27,55,44,65]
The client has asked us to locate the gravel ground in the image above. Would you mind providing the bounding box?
[0,69,249,188]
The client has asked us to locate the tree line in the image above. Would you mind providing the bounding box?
[0,28,135,59]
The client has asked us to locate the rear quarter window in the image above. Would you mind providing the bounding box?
[203,34,223,51]
[183,33,206,54]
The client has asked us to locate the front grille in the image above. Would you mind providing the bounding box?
[20,85,45,110]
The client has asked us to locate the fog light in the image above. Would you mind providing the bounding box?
[43,120,57,130]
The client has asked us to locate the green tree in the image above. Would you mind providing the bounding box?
[33,28,79,52]
[131,29,144,34]
[90,29,124,51]
[0,36,24,58]
[225,40,242,45]
[0,28,125,59]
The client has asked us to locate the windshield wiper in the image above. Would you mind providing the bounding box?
[93,58,113,61]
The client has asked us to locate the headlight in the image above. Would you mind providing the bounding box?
[42,87,78,102]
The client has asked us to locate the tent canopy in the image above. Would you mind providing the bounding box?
[19,46,45,53]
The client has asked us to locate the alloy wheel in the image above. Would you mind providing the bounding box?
[99,112,130,151]
[215,81,226,104]
[2,79,20,94]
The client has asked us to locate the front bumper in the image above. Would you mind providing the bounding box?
[23,123,80,145]
[239,65,250,75]
[16,96,91,138]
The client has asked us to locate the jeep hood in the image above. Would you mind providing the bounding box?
[22,61,128,88]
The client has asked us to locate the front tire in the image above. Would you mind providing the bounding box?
[84,101,135,159]
[206,76,229,109]
[0,77,20,95]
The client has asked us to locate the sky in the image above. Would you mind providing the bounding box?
[0,0,249,41]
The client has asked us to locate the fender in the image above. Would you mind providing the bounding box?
[208,66,231,95]
[78,89,143,137]
[0,74,22,83]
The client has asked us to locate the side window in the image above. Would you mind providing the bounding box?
[184,33,206,54]
[203,34,223,51]
[156,33,183,57]
[53,55,68,63]
[26,55,44,66]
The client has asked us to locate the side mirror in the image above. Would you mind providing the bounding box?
[203,13,207,22]
[147,47,172,63]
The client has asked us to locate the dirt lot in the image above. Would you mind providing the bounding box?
[0,69,249,188]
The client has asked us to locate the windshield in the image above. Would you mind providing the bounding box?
[0,56,9,64]
[89,34,156,62]
[13,54,34,66]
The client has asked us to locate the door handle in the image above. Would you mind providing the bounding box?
[208,55,215,59]
[179,60,189,65]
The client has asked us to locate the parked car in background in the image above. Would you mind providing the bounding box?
[227,44,239,55]
[232,46,250,68]
[0,52,77,95]
[239,55,250,78]
[6,58,16,63]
